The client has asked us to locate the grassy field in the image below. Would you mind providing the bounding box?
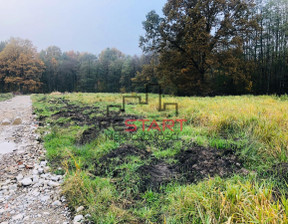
[32,93,288,223]
[0,93,13,101]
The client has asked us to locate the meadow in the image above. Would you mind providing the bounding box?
[32,92,288,223]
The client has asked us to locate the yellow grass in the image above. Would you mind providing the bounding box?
[61,93,288,158]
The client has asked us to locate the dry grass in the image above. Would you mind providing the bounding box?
[62,93,288,159]
[165,176,288,223]
[0,92,13,101]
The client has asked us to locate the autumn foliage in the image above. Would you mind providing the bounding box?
[0,38,45,92]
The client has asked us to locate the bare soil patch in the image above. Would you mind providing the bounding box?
[174,146,242,183]
[94,144,243,193]
[94,145,151,177]
[39,97,140,144]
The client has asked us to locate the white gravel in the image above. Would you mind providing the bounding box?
[0,96,72,224]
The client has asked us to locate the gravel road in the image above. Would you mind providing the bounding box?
[0,96,72,224]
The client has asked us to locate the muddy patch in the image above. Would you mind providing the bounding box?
[76,114,139,144]
[51,105,103,127]
[94,145,150,177]
[94,145,175,193]
[136,146,242,192]
[174,146,242,183]
[137,161,176,192]
[78,126,100,145]
[94,144,243,193]
[39,98,140,144]
[268,163,288,181]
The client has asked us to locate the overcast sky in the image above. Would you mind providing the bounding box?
[0,0,166,55]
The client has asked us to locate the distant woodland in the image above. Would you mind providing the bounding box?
[0,0,288,96]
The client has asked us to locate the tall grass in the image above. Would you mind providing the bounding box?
[0,93,13,101]
[164,176,288,223]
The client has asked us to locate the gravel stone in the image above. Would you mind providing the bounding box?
[52,200,62,206]
[16,173,24,182]
[12,213,24,220]
[76,206,84,213]
[48,181,60,187]
[21,178,32,186]
[74,215,84,223]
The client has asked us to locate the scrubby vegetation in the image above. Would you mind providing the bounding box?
[32,93,288,223]
[0,93,13,101]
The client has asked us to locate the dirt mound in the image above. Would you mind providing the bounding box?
[51,105,103,126]
[136,146,242,191]
[268,163,288,181]
[95,145,176,192]
[77,114,138,144]
[174,146,242,183]
[41,99,140,144]
[94,145,150,177]
[137,161,176,192]
[78,126,100,145]
[94,144,243,192]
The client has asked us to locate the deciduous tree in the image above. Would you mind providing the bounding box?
[140,0,258,95]
[0,38,45,92]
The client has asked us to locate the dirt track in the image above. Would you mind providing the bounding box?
[0,96,32,155]
[0,96,71,224]
[0,96,32,123]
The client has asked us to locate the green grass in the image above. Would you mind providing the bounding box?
[32,93,288,223]
[163,175,288,223]
[0,93,13,101]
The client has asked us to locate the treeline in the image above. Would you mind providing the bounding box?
[39,47,149,93]
[252,0,288,94]
[1,0,288,96]
[137,0,288,95]
[0,38,148,93]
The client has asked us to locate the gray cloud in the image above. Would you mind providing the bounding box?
[0,0,166,55]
